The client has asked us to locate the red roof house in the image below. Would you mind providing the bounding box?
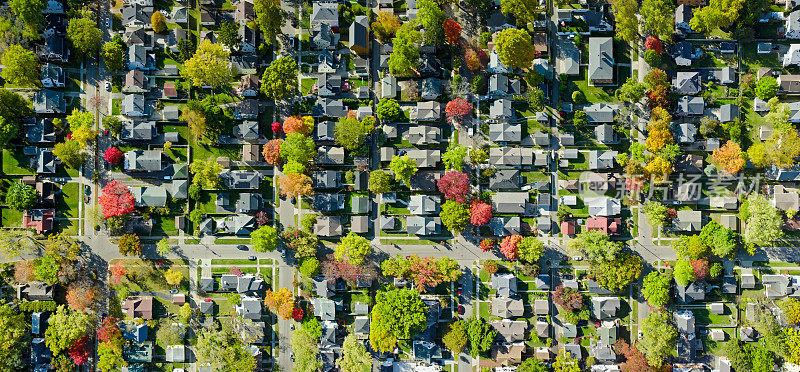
[587,217,622,235]
[121,296,154,319]
[23,209,55,234]
[163,82,177,98]
[561,220,577,236]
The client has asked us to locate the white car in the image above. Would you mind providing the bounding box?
[105,82,111,91]
[105,18,111,29]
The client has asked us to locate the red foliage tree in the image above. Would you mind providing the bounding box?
[292,306,304,321]
[470,200,492,226]
[68,336,91,365]
[271,122,282,133]
[282,116,308,135]
[256,211,269,226]
[103,147,123,164]
[445,98,472,123]
[98,181,135,219]
[437,171,470,204]
[691,259,710,282]
[553,286,584,312]
[110,262,127,285]
[645,36,663,55]
[442,19,462,45]
[615,340,654,372]
[646,84,668,109]
[66,282,96,312]
[14,260,36,283]
[97,317,122,344]
[479,238,495,252]
[321,254,377,285]
[262,139,283,165]
[500,235,522,260]
[408,256,445,291]
[230,267,244,276]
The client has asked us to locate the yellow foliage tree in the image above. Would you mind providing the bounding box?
[264,287,294,320]
[646,129,672,153]
[277,173,313,198]
[164,268,184,287]
[645,156,673,178]
[711,140,745,174]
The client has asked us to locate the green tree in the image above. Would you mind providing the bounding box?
[335,232,372,266]
[368,170,393,194]
[156,238,171,256]
[97,342,125,372]
[217,21,241,50]
[196,328,256,371]
[644,49,661,67]
[0,301,27,370]
[642,271,672,308]
[612,0,639,44]
[418,0,445,46]
[494,28,536,69]
[5,181,37,211]
[9,0,44,31]
[689,0,744,34]
[103,116,123,136]
[466,317,497,356]
[517,237,544,263]
[518,359,549,372]
[442,143,468,171]
[376,98,402,122]
[253,0,284,42]
[1,44,38,87]
[336,334,372,372]
[67,15,102,55]
[743,193,783,246]
[674,259,695,287]
[552,349,581,372]
[755,77,778,101]
[280,133,317,164]
[334,117,368,150]
[642,201,669,229]
[639,310,677,368]
[500,0,538,26]
[298,257,320,278]
[389,155,418,186]
[53,140,87,169]
[442,320,468,354]
[592,252,642,292]
[567,230,622,262]
[640,0,675,41]
[102,41,125,71]
[388,21,421,76]
[33,254,59,284]
[151,11,167,33]
[182,40,233,88]
[0,89,31,124]
[440,200,470,233]
[45,305,91,356]
[261,56,297,100]
[369,289,427,353]
[292,326,322,372]
[189,158,223,189]
[252,225,279,252]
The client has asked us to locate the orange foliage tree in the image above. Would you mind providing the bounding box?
[277,173,313,198]
[711,140,745,175]
[262,139,283,165]
[464,48,483,71]
[66,282,96,312]
[283,116,312,135]
[14,260,36,283]
[110,262,127,285]
[264,287,295,320]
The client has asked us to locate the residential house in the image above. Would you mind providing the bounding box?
[787,10,800,39]
[672,41,701,66]
[588,150,617,170]
[121,94,148,117]
[490,216,521,235]
[587,217,622,235]
[591,297,620,320]
[493,343,525,365]
[122,5,154,28]
[418,54,441,77]
[492,297,524,318]
[233,121,260,141]
[420,78,442,100]
[121,121,157,141]
[235,0,254,24]
[409,195,441,215]
[490,99,514,118]
[234,99,259,120]
[673,210,702,231]
[37,150,56,174]
[492,192,529,214]
[313,170,341,189]
[124,150,162,172]
[23,209,55,234]
[677,282,706,304]
[584,103,616,123]
[491,319,527,342]
[314,193,345,212]
[311,23,333,50]
[406,149,441,168]
[350,15,369,55]
[778,75,800,93]
[40,63,64,88]
[588,37,614,85]
[677,123,697,143]
[674,71,701,95]
[311,2,338,27]
[677,96,704,116]
[408,126,441,145]
[594,124,617,144]
[37,35,69,63]
[25,119,55,144]
[221,170,260,189]
[316,146,345,165]
[238,24,257,54]
[238,74,259,97]
[236,193,262,214]
[43,0,64,13]
[488,50,509,74]
[489,170,522,190]
[719,104,739,122]
[122,296,154,319]
[123,70,148,93]
[785,45,800,67]
[489,147,534,167]
[33,90,65,114]
[236,296,262,320]
[490,122,522,143]
[130,186,168,207]
[586,197,621,216]
[411,101,442,121]
[675,4,693,33]
[406,216,441,235]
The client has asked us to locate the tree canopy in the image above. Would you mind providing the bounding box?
[640,0,675,41]
[336,334,372,372]
[335,232,372,266]
[280,133,317,164]
[45,305,91,356]
[252,225,279,252]
[182,40,234,88]
[196,328,257,371]
[494,28,536,69]
[2,44,38,87]
[253,0,284,42]
[500,0,539,27]
[440,200,470,233]
[743,193,784,246]
[567,230,622,262]
[0,301,27,370]
[66,14,102,55]
[689,0,744,34]
[639,310,677,368]
[261,56,297,100]
[612,0,638,44]
[387,21,421,76]
[369,288,427,353]
[334,117,368,150]
[389,155,418,186]
[5,181,37,211]
[642,271,672,308]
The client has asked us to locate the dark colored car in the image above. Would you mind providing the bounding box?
[457,305,465,315]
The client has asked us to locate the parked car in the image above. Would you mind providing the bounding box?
[457,305,465,315]
[248,255,257,260]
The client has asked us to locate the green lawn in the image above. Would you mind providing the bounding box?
[215,238,252,244]
[741,42,783,68]
[571,71,619,103]
[211,258,256,265]
[166,148,188,162]
[58,183,81,218]
[2,149,34,175]
[57,218,79,235]
[162,125,189,145]
[2,207,22,227]
[301,78,316,95]
[191,144,241,162]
